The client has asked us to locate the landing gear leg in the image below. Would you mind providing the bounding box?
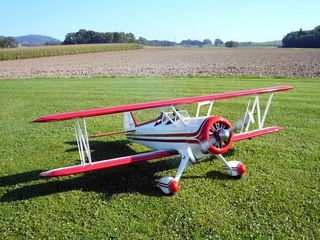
[158,147,195,195]
[216,154,246,177]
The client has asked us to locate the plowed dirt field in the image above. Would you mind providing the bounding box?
[1,47,319,78]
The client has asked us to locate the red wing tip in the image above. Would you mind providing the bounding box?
[40,171,49,177]
[40,171,55,177]
[33,117,49,123]
[33,115,67,123]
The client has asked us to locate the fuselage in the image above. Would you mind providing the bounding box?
[125,113,209,160]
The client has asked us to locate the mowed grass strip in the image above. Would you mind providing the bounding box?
[0,43,143,60]
[0,77,319,239]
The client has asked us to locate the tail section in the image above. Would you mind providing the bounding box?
[124,112,137,131]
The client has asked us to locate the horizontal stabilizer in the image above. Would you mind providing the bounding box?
[234,126,282,142]
[40,150,177,177]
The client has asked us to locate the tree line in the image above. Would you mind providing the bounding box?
[61,30,279,48]
[63,29,136,44]
[63,30,220,47]
[4,26,319,49]
[0,29,229,48]
[282,26,320,48]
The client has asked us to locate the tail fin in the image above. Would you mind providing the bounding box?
[124,112,137,130]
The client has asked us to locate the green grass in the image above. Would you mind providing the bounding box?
[0,77,319,239]
[0,43,143,60]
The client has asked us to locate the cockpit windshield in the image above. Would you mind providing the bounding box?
[163,110,189,120]
[158,109,189,125]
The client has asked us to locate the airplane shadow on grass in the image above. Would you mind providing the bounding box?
[1,140,237,202]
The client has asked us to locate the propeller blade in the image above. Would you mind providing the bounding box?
[227,117,245,133]
[200,137,216,153]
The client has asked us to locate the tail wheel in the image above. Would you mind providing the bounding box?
[198,116,234,155]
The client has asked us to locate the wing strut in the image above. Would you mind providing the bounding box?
[241,92,275,132]
[74,118,92,165]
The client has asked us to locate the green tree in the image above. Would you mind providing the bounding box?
[92,32,104,43]
[86,30,97,43]
[118,32,127,43]
[0,37,19,48]
[214,38,223,46]
[75,29,88,44]
[136,37,148,45]
[63,30,137,44]
[180,39,203,46]
[126,33,136,43]
[104,32,114,43]
[113,32,120,43]
[282,25,320,48]
[63,33,77,44]
[225,41,239,48]
[202,39,212,45]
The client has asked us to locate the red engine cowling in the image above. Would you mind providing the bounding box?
[198,116,234,155]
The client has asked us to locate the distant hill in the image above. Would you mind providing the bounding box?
[13,35,61,46]
[262,40,282,46]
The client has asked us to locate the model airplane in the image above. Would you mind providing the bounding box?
[34,86,293,194]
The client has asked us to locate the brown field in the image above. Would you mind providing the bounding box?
[0,47,319,78]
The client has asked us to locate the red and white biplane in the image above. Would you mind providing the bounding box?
[34,86,293,194]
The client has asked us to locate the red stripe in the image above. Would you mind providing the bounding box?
[127,137,194,144]
[90,130,135,138]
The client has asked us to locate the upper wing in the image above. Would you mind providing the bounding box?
[34,86,293,122]
[40,150,178,177]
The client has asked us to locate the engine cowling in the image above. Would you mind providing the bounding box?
[198,116,234,155]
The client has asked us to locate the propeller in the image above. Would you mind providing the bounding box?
[200,116,245,154]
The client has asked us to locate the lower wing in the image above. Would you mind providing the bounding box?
[40,150,178,177]
[40,127,281,177]
[234,126,282,142]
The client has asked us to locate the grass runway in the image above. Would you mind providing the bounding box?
[0,77,319,239]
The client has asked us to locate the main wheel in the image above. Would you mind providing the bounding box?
[158,176,179,195]
[222,160,246,177]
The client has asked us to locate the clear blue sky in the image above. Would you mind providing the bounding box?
[1,0,319,42]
